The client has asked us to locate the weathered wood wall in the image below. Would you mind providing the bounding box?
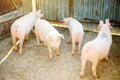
[0,0,23,39]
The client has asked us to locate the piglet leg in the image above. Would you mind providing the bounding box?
[48,47,53,60]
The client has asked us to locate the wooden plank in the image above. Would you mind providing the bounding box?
[0,40,20,65]
[0,8,23,24]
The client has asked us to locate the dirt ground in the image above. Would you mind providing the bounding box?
[0,27,120,80]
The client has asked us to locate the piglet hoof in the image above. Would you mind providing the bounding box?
[80,74,84,78]
[78,51,81,54]
[25,38,29,41]
[103,57,109,62]
[50,57,53,60]
[57,53,60,56]
[25,35,29,41]
[93,74,99,79]
[67,40,71,44]
[56,51,60,56]
[103,59,108,62]
[104,57,109,61]
[43,44,47,47]
[72,53,74,56]
[14,48,18,51]
[19,50,22,55]
[49,56,53,60]
[14,46,18,51]
[37,45,40,47]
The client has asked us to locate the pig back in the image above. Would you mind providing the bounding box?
[35,19,58,41]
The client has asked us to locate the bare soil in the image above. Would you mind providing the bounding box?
[0,27,120,80]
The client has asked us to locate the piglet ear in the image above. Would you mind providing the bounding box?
[105,19,112,28]
[36,9,43,18]
[97,20,104,30]
[63,18,70,26]
[59,34,65,39]
[36,9,41,13]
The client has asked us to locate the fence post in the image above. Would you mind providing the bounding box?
[69,0,74,17]
[32,0,36,11]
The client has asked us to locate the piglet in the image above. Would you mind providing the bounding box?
[80,19,112,78]
[11,10,43,54]
[35,19,64,60]
[63,17,84,55]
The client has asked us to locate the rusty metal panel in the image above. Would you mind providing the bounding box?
[38,0,69,20]
[73,0,120,21]
[0,0,22,15]
[0,0,23,24]
[0,0,14,15]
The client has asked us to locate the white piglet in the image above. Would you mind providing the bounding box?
[35,19,64,60]
[63,17,84,55]
[80,19,112,78]
[11,10,43,54]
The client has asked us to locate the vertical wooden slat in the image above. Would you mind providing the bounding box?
[78,0,81,19]
[93,0,96,20]
[52,0,55,20]
[118,0,120,21]
[114,0,117,20]
[89,0,92,19]
[82,0,84,19]
[88,0,90,19]
[49,0,52,20]
[110,0,114,20]
[115,0,118,21]
[85,0,87,18]
[32,0,36,11]
[91,0,94,19]
[69,0,74,17]
[98,0,100,20]
[104,0,107,20]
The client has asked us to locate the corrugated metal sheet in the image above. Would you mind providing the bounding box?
[38,0,69,20]
[73,0,120,21]
[38,0,120,21]
[73,0,120,35]
[37,0,120,35]
[0,0,22,15]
